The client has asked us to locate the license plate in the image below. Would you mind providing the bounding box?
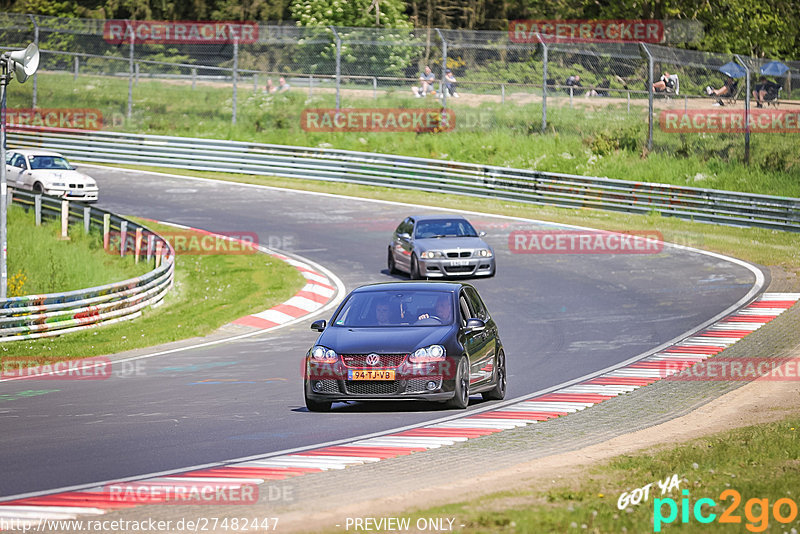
[70,191,83,196]
[449,260,469,266]
[347,369,395,380]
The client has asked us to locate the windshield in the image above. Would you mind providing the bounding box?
[415,219,478,239]
[28,156,73,170]
[332,290,454,327]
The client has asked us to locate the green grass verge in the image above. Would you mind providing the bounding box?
[0,216,306,361]
[7,204,151,295]
[400,416,800,533]
[9,72,800,197]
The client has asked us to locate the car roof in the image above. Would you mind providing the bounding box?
[9,148,66,158]
[351,282,469,294]
[410,214,470,223]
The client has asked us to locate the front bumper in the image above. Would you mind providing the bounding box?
[48,187,99,202]
[419,257,495,278]
[305,358,457,402]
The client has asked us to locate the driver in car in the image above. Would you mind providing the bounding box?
[418,295,453,323]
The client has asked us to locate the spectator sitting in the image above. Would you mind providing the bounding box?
[414,66,436,97]
[265,79,277,94]
[565,74,583,95]
[653,72,678,94]
[586,79,610,97]
[277,77,290,92]
[443,68,459,97]
[704,76,737,105]
[752,76,780,108]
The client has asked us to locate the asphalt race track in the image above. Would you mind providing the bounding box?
[0,166,762,499]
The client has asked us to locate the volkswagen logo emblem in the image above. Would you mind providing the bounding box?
[365,353,380,366]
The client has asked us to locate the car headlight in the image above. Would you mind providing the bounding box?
[310,346,338,363]
[409,344,446,363]
[420,251,444,259]
[476,249,493,257]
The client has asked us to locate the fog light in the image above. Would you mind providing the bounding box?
[426,381,437,391]
[313,381,323,392]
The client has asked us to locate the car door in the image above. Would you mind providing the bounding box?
[5,153,29,189]
[463,286,497,386]
[457,289,490,387]
[392,217,414,271]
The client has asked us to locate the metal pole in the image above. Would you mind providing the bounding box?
[435,29,447,110]
[735,54,750,164]
[0,79,7,298]
[640,43,654,151]
[127,22,134,120]
[30,15,38,109]
[330,26,341,111]
[74,56,79,81]
[232,37,238,126]
[540,34,548,133]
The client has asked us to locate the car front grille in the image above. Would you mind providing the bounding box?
[345,380,400,395]
[68,184,84,189]
[341,354,407,368]
[443,265,475,273]
[446,251,472,258]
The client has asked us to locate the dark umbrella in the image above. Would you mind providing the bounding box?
[718,61,746,79]
[760,60,789,76]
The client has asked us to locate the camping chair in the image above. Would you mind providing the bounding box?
[764,85,782,108]
[721,80,741,106]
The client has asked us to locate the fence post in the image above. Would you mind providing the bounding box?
[135,62,139,85]
[146,234,155,264]
[501,84,505,104]
[539,34,548,133]
[330,26,341,111]
[83,206,91,234]
[134,227,142,264]
[34,195,42,226]
[253,73,258,92]
[373,77,377,99]
[309,74,313,98]
[74,56,79,81]
[735,54,751,165]
[569,86,573,108]
[120,220,128,256]
[436,29,448,110]
[192,67,197,90]
[232,37,239,126]
[627,91,630,113]
[640,43,654,151]
[127,21,134,120]
[60,200,69,240]
[103,213,110,250]
[29,14,39,109]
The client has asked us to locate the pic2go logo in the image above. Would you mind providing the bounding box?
[654,489,799,532]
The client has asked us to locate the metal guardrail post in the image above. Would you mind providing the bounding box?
[120,220,128,256]
[29,14,38,109]
[640,43,654,151]
[146,234,154,263]
[134,227,142,264]
[60,199,69,239]
[155,241,163,268]
[735,54,751,165]
[103,213,110,250]
[83,205,91,234]
[34,194,41,225]
[232,36,238,126]
[330,26,341,112]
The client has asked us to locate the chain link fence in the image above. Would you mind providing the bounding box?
[1,12,798,164]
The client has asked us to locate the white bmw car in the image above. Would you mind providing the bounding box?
[5,149,98,202]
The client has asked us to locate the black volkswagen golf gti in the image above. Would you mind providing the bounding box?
[304,282,506,412]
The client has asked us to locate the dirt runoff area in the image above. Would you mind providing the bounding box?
[273,341,800,533]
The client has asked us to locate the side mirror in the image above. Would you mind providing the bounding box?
[479,231,486,237]
[464,318,485,333]
[311,319,327,332]
[398,232,411,240]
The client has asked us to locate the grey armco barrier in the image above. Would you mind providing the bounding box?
[7,128,800,232]
[1,189,175,341]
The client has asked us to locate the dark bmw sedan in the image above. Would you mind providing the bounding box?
[304,282,506,412]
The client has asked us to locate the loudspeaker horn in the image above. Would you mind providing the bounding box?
[6,43,39,83]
